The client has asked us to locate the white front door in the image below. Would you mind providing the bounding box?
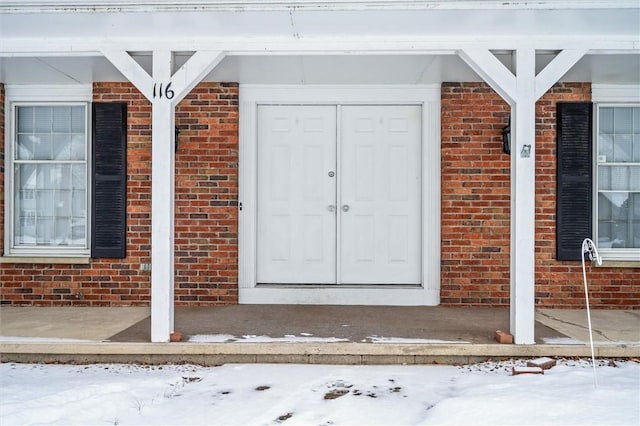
[257,104,421,285]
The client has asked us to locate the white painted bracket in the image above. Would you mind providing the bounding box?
[535,49,587,100]
[170,50,226,105]
[101,50,154,101]
[458,49,517,105]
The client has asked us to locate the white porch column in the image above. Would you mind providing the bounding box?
[102,50,225,342]
[150,50,176,342]
[459,48,585,344]
[510,49,536,344]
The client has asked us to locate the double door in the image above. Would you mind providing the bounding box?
[257,105,421,285]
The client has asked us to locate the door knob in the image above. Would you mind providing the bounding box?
[341,204,350,212]
[328,205,336,212]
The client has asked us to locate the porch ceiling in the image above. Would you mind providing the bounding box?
[1,53,639,85]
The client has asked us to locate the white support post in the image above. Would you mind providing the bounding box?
[459,48,585,344]
[102,49,226,342]
[510,48,536,345]
[150,50,175,343]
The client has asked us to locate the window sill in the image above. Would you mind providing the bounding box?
[0,256,90,265]
[596,260,640,268]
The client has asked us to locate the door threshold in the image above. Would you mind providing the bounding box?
[256,283,423,289]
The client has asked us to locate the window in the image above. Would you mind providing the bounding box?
[556,94,639,262]
[12,104,89,254]
[595,105,640,260]
[4,85,127,259]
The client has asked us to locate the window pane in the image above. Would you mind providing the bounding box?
[17,105,86,161]
[33,134,52,160]
[634,135,640,162]
[632,169,640,191]
[611,166,629,190]
[16,134,34,160]
[53,134,72,160]
[598,166,610,190]
[614,108,633,133]
[52,107,71,133]
[71,106,85,133]
[34,107,52,132]
[598,134,613,161]
[70,134,86,160]
[599,107,614,134]
[613,134,633,162]
[597,192,639,249]
[17,106,34,133]
[13,163,86,248]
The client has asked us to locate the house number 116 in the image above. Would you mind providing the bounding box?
[153,82,174,100]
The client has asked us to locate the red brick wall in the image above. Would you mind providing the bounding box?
[0,82,238,306]
[2,80,637,308]
[441,82,640,309]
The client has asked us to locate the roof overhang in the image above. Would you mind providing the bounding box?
[0,1,638,85]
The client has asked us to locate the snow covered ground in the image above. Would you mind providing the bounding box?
[1,359,638,425]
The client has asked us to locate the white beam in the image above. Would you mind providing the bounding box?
[170,50,226,105]
[535,49,587,100]
[510,48,536,345]
[3,35,638,56]
[458,49,517,105]
[101,50,153,100]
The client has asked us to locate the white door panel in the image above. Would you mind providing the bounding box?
[340,105,422,284]
[257,105,337,283]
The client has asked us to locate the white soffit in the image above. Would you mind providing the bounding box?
[1,53,639,85]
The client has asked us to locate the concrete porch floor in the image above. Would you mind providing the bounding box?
[1,306,638,365]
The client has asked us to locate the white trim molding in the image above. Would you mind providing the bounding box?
[3,84,93,258]
[238,84,441,306]
[592,84,640,103]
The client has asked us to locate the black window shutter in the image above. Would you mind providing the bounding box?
[556,102,593,261]
[91,102,127,258]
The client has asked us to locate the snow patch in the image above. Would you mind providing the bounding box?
[366,335,470,344]
[0,336,96,343]
[188,334,349,343]
[0,359,637,425]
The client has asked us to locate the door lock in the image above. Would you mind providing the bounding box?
[328,171,335,177]
[328,205,336,212]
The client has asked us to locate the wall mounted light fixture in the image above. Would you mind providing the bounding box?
[501,119,511,155]
[175,126,181,153]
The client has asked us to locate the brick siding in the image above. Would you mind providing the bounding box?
[0,82,238,306]
[1,81,637,308]
[441,82,639,309]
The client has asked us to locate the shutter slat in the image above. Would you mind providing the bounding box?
[556,102,593,261]
[91,102,127,258]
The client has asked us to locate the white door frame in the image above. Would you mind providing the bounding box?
[238,85,441,305]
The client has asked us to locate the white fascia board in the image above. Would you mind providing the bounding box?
[2,1,639,13]
[1,36,639,57]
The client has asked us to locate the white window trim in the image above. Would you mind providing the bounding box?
[238,84,441,305]
[592,84,640,262]
[4,84,92,258]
